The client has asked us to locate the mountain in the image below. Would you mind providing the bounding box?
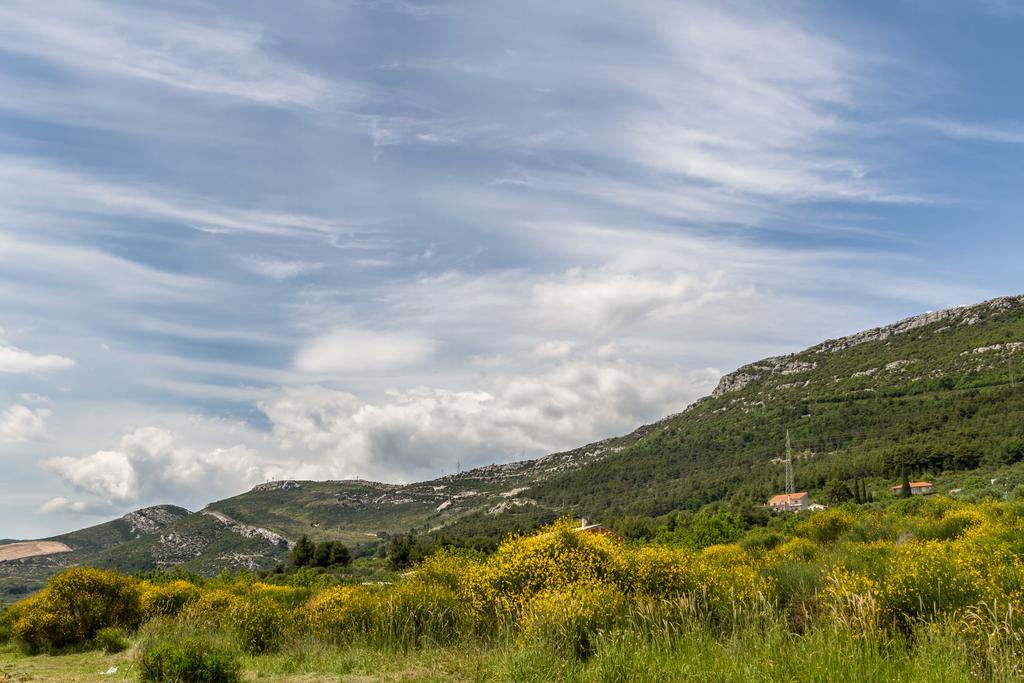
[0,505,288,603]
[4,294,1024,600]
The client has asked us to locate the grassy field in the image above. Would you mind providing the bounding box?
[7,497,1024,681]
[2,622,1017,682]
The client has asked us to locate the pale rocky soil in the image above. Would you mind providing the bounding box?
[0,540,72,562]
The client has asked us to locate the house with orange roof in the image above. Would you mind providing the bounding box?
[768,491,809,512]
[891,481,935,496]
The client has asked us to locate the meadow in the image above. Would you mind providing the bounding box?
[5,496,1024,681]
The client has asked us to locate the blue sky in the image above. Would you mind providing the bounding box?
[1,0,1022,537]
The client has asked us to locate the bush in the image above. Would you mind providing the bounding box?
[376,579,472,647]
[183,588,242,630]
[801,509,856,544]
[303,585,379,642]
[94,626,130,654]
[475,520,624,610]
[625,546,702,597]
[879,540,984,623]
[518,582,625,659]
[229,593,288,654]
[10,567,142,653]
[138,637,241,683]
[140,580,201,619]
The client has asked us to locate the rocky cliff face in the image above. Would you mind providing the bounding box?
[712,295,1024,398]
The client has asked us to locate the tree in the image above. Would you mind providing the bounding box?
[313,542,333,568]
[900,468,912,499]
[291,535,315,567]
[823,478,853,504]
[387,534,430,571]
[328,542,351,567]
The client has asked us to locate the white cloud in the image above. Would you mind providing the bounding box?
[0,404,51,442]
[295,328,436,373]
[39,496,92,514]
[533,340,573,359]
[530,269,728,337]
[48,450,137,502]
[0,343,75,374]
[261,356,720,481]
[47,423,267,505]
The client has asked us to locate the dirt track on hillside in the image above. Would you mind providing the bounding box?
[0,541,72,562]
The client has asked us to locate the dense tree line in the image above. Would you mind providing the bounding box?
[290,536,351,569]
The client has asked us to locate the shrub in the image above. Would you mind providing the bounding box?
[375,579,472,647]
[303,585,379,642]
[138,636,241,683]
[229,593,288,654]
[820,567,882,634]
[772,537,818,562]
[740,529,785,552]
[140,580,200,619]
[879,540,985,623]
[626,546,702,597]
[475,520,624,611]
[10,567,142,653]
[94,626,130,654]
[518,582,625,659]
[183,588,242,630]
[801,509,856,544]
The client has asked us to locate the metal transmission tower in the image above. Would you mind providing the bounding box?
[785,430,794,496]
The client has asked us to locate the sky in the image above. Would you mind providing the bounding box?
[1,0,1023,538]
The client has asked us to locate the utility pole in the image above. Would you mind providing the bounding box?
[785,430,794,496]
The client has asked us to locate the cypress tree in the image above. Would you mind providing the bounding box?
[291,534,315,567]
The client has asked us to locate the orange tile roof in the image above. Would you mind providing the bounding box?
[768,492,808,505]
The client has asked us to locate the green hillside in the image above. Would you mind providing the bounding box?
[525,295,1024,519]
[4,295,1023,594]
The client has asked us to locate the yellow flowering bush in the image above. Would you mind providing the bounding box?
[800,508,857,544]
[375,578,473,646]
[472,520,625,612]
[879,540,986,622]
[140,579,200,619]
[10,567,142,653]
[820,567,882,633]
[518,581,625,659]
[183,588,243,629]
[772,537,818,562]
[229,592,289,653]
[302,585,379,642]
[625,546,703,597]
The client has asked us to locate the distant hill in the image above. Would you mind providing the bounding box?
[4,294,1024,600]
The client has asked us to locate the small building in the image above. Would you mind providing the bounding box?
[577,518,624,542]
[768,492,809,512]
[891,481,935,496]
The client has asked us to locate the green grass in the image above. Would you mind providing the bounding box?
[4,620,1019,682]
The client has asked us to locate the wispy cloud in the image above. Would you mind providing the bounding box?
[0,0,340,107]
[913,117,1024,144]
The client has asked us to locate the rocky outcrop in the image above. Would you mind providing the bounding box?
[121,506,189,536]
